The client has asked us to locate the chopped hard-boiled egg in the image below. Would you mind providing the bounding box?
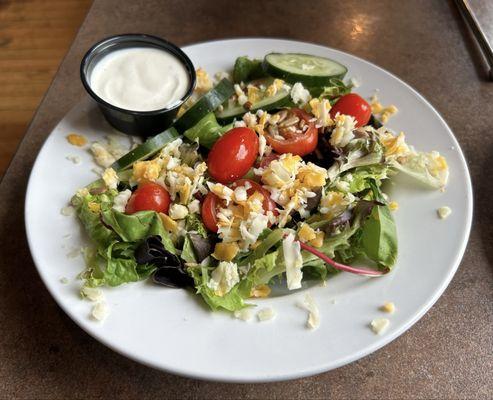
[87,202,101,213]
[257,307,277,321]
[102,167,119,189]
[309,231,324,248]
[188,199,200,214]
[437,206,452,219]
[234,308,254,321]
[195,68,212,93]
[81,286,104,302]
[265,79,285,97]
[207,182,234,205]
[132,159,162,182]
[330,114,356,148]
[247,85,261,104]
[297,293,320,330]
[290,82,311,105]
[169,204,189,220]
[112,189,132,212]
[283,233,303,290]
[379,131,410,158]
[159,212,179,233]
[389,201,399,211]
[91,302,109,322]
[66,133,87,147]
[370,94,398,123]
[212,242,239,262]
[380,301,396,314]
[250,284,271,298]
[370,318,390,335]
[309,98,332,127]
[319,191,351,219]
[298,223,317,243]
[207,261,240,297]
[90,142,116,168]
[260,154,327,226]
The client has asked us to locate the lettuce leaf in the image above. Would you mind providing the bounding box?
[233,56,266,83]
[181,235,197,264]
[100,208,175,254]
[345,165,390,193]
[389,151,449,189]
[238,250,282,296]
[358,182,397,269]
[83,241,155,287]
[188,263,247,312]
[185,213,208,237]
[72,190,118,248]
[183,113,232,149]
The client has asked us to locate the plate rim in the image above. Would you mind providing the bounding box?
[24,37,473,383]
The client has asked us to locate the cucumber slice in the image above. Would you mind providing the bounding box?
[174,78,234,132]
[111,127,179,171]
[215,88,292,123]
[263,53,347,86]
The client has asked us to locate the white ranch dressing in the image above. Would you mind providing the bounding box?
[90,47,189,112]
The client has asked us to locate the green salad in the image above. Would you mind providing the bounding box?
[72,53,449,314]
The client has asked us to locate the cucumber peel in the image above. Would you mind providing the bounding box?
[110,127,179,171]
[174,78,234,132]
[263,53,347,87]
[215,88,292,123]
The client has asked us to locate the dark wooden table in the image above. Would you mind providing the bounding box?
[1,1,492,398]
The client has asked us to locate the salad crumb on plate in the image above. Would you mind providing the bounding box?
[257,307,277,322]
[297,293,320,330]
[91,302,109,322]
[370,317,390,335]
[437,206,452,219]
[380,301,396,314]
[68,52,450,323]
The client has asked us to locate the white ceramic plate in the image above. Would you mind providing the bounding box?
[25,38,472,382]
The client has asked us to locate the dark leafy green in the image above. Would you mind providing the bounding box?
[233,56,266,83]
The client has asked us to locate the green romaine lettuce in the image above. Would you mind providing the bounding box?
[233,56,266,83]
[389,151,449,189]
[83,241,155,287]
[183,113,232,149]
[72,190,118,248]
[100,208,175,254]
[181,235,197,264]
[188,263,247,312]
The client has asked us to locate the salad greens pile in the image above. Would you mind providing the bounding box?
[72,52,449,313]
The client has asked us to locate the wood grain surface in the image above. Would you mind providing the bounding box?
[0,0,492,398]
[0,0,91,176]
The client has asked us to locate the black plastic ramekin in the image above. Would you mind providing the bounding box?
[80,34,196,137]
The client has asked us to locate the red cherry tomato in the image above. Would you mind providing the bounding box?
[201,192,221,232]
[231,179,277,215]
[265,108,318,156]
[201,179,278,232]
[329,93,371,128]
[207,127,259,184]
[125,183,171,214]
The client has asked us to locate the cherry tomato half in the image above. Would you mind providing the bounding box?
[231,179,277,215]
[201,192,221,233]
[207,127,259,184]
[265,108,318,156]
[125,182,171,214]
[201,179,278,232]
[329,93,371,128]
